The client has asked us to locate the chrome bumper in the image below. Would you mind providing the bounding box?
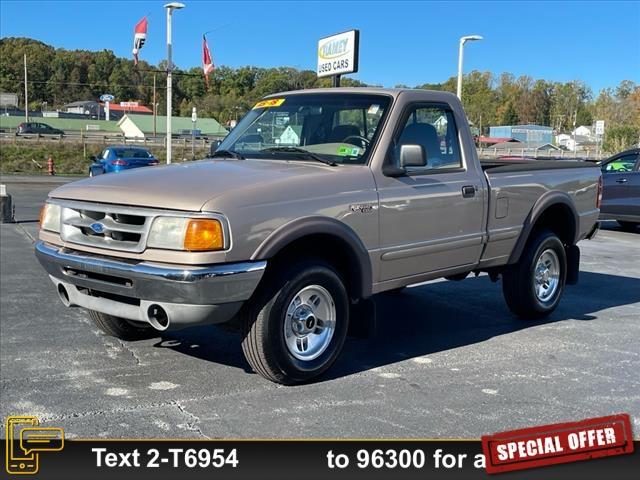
[35,241,266,330]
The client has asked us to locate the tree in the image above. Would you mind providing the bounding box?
[602,125,640,153]
[500,102,519,125]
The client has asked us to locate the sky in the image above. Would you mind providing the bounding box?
[1,0,639,93]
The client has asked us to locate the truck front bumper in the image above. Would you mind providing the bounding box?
[35,241,266,331]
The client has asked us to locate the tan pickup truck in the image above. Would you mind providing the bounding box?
[36,88,601,384]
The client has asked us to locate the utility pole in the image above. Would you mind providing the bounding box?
[153,74,157,138]
[23,54,28,122]
[164,2,185,164]
[572,110,577,154]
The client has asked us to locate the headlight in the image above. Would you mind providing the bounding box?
[147,217,224,251]
[39,203,61,233]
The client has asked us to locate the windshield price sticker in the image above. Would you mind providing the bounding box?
[253,98,286,109]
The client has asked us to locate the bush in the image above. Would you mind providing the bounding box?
[0,141,208,175]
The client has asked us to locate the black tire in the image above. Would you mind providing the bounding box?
[88,309,155,340]
[617,221,639,231]
[240,260,349,384]
[502,230,567,320]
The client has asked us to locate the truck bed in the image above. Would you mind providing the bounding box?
[480,159,596,174]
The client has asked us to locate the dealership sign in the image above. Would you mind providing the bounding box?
[317,30,359,78]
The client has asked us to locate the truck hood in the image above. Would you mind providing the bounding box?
[50,159,351,212]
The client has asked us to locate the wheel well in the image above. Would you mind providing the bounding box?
[266,234,365,301]
[530,203,576,246]
[508,201,578,265]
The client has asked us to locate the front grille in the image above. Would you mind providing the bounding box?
[59,202,152,253]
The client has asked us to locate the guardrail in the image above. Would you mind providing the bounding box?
[478,147,606,161]
[0,130,225,148]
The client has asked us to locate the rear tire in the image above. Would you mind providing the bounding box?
[502,230,567,320]
[88,309,155,340]
[240,260,349,384]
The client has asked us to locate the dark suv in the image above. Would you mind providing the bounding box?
[17,122,64,136]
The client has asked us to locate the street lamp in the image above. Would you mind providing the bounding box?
[164,2,185,164]
[456,35,483,100]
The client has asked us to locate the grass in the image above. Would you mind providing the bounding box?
[0,141,209,175]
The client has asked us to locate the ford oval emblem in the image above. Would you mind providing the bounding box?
[90,222,105,234]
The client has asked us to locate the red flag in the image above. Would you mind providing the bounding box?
[132,17,148,65]
[202,35,214,85]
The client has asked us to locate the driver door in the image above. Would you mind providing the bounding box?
[601,153,639,217]
[375,103,485,282]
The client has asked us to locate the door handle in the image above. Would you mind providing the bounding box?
[462,185,476,198]
[616,178,628,184]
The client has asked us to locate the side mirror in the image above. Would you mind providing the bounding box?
[399,144,427,168]
[382,144,428,177]
[88,155,97,162]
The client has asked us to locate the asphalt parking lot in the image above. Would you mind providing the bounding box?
[1,175,639,439]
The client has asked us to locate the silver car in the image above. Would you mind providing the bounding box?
[599,148,640,230]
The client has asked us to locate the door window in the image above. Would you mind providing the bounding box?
[396,106,462,170]
[602,154,638,173]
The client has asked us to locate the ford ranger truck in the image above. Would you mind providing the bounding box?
[36,88,601,384]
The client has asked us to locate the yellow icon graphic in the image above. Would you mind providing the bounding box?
[5,416,64,475]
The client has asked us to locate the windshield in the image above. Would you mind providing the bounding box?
[113,148,153,158]
[217,93,392,165]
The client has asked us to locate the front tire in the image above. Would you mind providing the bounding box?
[502,230,567,319]
[241,260,349,384]
[88,310,155,340]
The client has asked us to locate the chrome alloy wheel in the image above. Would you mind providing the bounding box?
[534,249,560,302]
[284,285,336,361]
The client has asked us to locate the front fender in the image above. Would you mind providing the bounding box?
[251,216,373,298]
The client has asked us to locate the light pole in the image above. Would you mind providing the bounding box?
[191,106,197,160]
[164,2,185,164]
[456,35,483,100]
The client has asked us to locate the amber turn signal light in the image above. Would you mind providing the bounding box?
[183,219,224,251]
[39,205,47,227]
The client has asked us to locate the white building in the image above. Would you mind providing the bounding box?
[556,133,572,149]
[572,125,593,138]
[557,134,596,152]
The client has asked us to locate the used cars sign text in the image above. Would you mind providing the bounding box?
[317,30,359,78]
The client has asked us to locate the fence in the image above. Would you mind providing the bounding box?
[478,147,606,161]
[0,131,610,161]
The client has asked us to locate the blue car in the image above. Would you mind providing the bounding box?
[89,146,159,176]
